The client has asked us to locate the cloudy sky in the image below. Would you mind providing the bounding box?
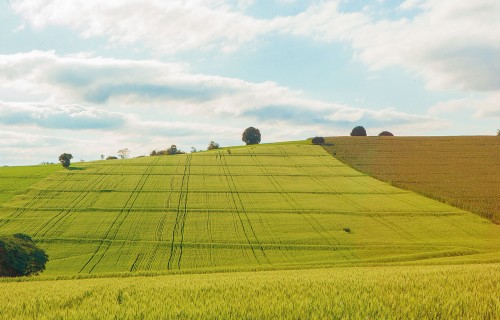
[1,0,499,165]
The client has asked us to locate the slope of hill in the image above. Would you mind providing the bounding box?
[322,136,500,224]
[0,143,498,276]
[0,165,59,205]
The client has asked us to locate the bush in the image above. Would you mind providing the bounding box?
[207,141,220,150]
[378,131,394,136]
[242,127,261,145]
[350,126,367,136]
[0,234,48,277]
[311,137,325,145]
[106,156,118,160]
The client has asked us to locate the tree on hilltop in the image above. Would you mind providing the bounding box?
[311,136,325,145]
[378,131,394,136]
[350,126,367,136]
[207,141,220,150]
[58,153,73,169]
[118,148,130,159]
[242,127,261,145]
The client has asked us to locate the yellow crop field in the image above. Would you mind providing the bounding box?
[0,264,498,319]
[323,136,500,223]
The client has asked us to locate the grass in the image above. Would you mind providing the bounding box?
[321,136,500,224]
[0,165,59,205]
[0,263,498,319]
[0,142,498,318]
[0,143,498,275]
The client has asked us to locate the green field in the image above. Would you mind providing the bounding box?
[0,142,499,318]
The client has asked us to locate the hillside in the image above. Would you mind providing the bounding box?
[0,143,498,276]
[322,136,500,224]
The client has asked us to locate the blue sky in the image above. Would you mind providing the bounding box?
[1,0,499,165]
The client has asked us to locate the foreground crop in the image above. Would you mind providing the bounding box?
[0,264,498,319]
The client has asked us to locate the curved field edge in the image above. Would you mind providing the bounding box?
[0,263,498,319]
[321,136,500,224]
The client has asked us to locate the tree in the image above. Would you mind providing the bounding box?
[378,131,394,136]
[118,148,130,159]
[58,153,73,169]
[0,234,48,277]
[242,127,261,145]
[106,156,118,160]
[311,136,325,145]
[207,141,220,150]
[166,145,178,155]
[350,126,367,136]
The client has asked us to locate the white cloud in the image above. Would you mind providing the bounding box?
[427,92,500,119]
[472,92,500,119]
[0,50,451,165]
[292,0,500,92]
[0,101,126,129]
[11,0,500,94]
[11,0,275,54]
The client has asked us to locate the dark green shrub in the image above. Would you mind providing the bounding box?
[350,126,367,136]
[311,137,325,145]
[0,234,48,277]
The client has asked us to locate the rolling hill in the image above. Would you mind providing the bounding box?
[322,136,500,223]
[0,142,498,276]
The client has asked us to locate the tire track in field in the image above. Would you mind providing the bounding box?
[249,148,296,263]
[217,151,250,263]
[143,174,176,271]
[167,154,192,270]
[307,146,424,243]
[79,159,157,274]
[270,147,338,245]
[217,152,255,263]
[202,165,215,267]
[308,144,420,245]
[177,154,192,269]
[276,146,355,261]
[221,152,269,264]
[34,173,109,238]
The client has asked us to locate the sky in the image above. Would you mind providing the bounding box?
[1,0,499,165]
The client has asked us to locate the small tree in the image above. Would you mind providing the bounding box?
[166,145,178,155]
[350,126,367,136]
[311,136,325,145]
[58,153,73,169]
[207,141,220,150]
[118,148,130,159]
[0,234,48,277]
[242,127,261,145]
[378,131,394,136]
